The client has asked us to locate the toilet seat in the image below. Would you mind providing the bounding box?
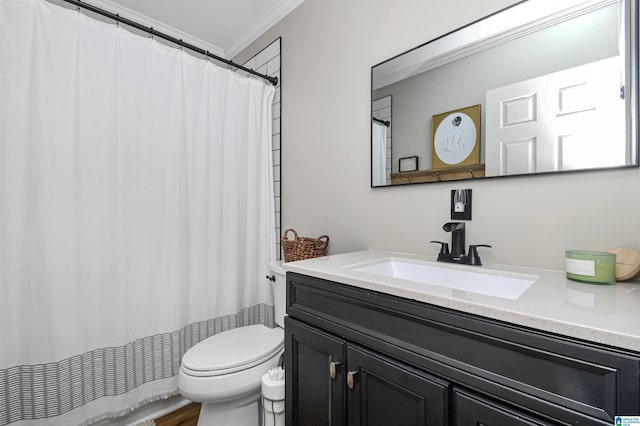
[181,324,283,377]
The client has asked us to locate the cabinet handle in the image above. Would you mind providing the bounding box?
[329,361,341,379]
[347,370,358,390]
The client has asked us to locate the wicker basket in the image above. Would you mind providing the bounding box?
[281,228,329,262]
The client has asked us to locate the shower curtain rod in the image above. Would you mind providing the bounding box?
[59,0,279,86]
[372,117,390,127]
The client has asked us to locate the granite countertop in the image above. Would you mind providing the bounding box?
[282,249,640,352]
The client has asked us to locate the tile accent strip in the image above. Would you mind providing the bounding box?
[241,38,282,258]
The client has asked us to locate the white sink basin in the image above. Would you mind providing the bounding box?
[350,258,538,300]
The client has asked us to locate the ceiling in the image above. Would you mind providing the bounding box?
[87,0,304,58]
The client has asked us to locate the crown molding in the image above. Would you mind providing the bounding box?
[85,0,226,57]
[225,0,305,58]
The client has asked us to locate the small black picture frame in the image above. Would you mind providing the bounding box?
[399,156,418,172]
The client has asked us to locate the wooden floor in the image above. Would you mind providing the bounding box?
[155,403,201,426]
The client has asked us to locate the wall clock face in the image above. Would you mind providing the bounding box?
[433,112,477,165]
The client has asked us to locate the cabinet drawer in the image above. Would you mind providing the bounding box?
[287,272,640,424]
[452,388,561,426]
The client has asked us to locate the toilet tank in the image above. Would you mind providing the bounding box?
[268,262,287,328]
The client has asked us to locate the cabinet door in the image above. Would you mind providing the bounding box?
[346,344,448,426]
[285,317,346,426]
[453,388,558,426]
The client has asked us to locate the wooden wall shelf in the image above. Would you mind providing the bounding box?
[390,164,485,185]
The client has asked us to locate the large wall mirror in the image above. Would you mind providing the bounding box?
[371,0,639,187]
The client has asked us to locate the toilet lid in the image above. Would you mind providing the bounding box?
[182,324,283,376]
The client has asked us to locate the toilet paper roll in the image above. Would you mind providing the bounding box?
[262,373,285,401]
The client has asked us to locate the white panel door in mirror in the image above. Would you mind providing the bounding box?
[485,57,625,176]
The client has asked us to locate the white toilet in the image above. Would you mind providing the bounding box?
[178,263,286,425]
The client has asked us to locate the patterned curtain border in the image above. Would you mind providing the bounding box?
[0,304,274,425]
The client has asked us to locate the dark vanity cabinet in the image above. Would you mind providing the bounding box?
[285,318,345,426]
[284,272,640,426]
[451,388,556,425]
[286,317,447,426]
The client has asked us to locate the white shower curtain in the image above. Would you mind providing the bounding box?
[0,0,276,424]
[372,121,388,186]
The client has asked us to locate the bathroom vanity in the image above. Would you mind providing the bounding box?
[282,250,640,426]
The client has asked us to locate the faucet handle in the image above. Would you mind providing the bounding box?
[430,241,450,256]
[467,244,492,266]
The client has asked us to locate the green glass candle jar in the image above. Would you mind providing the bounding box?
[565,250,617,285]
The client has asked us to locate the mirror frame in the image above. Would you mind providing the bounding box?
[371,0,640,188]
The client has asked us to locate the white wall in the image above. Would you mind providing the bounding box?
[236,0,640,273]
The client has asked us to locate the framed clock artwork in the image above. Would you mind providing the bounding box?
[431,104,481,169]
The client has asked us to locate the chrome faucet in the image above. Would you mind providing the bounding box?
[431,222,491,266]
